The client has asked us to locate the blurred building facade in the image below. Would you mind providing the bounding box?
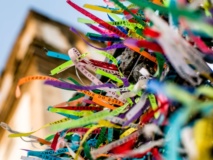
[0,10,104,160]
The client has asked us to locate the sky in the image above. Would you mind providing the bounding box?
[0,0,107,73]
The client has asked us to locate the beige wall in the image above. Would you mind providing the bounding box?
[0,56,76,160]
[0,10,104,160]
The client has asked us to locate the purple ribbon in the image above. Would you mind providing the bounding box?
[44,80,116,91]
[70,27,125,50]
[121,77,130,87]
[123,99,149,126]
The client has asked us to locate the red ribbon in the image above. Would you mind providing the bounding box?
[67,0,128,38]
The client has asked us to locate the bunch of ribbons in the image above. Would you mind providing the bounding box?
[2,0,213,159]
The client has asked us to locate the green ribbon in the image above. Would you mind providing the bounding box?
[96,127,107,148]
[128,0,202,20]
[154,52,165,79]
